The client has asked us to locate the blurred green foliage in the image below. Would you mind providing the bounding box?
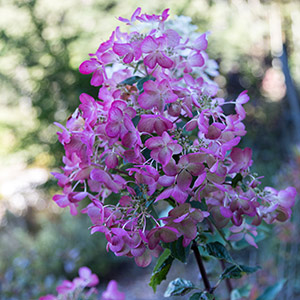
[0,210,128,298]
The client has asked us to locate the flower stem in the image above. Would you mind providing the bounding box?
[191,240,213,294]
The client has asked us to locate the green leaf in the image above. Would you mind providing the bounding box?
[164,278,196,297]
[189,293,203,300]
[231,173,243,188]
[256,279,286,300]
[189,292,214,300]
[137,75,156,93]
[149,249,174,292]
[221,264,260,280]
[230,284,251,300]
[153,248,171,272]
[205,241,233,263]
[119,75,141,85]
[163,236,191,263]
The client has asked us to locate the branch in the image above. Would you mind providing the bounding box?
[191,240,213,294]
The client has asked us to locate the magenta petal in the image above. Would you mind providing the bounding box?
[157,52,173,68]
[138,115,155,133]
[158,175,175,187]
[79,60,99,74]
[90,69,103,86]
[113,43,131,56]
[122,131,136,148]
[171,185,188,204]
[158,147,172,166]
[193,172,206,188]
[177,170,192,190]
[131,245,146,257]
[105,153,118,169]
[90,169,119,193]
[163,159,178,176]
[220,206,232,218]
[124,53,134,63]
[106,121,120,138]
[138,90,159,110]
[145,136,163,149]
[227,233,243,241]
[144,53,157,69]
[155,188,172,202]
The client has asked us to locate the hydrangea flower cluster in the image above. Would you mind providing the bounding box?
[40,266,125,300]
[53,8,296,267]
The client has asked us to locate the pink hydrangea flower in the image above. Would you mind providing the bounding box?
[138,79,177,112]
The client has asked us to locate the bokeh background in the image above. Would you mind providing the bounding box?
[1,0,300,299]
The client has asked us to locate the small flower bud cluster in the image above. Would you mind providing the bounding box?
[53,8,296,267]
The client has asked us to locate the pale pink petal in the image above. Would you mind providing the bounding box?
[102,280,125,300]
[194,34,208,51]
[236,90,249,104]
[245,234,258,248]
[164,29,181,47]
[79,266,92,280]
[189,53,205,67]
[141,36,157,53]
[227,233,243,241]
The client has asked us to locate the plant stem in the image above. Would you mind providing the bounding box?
[220,259,233,295]
[191,240,213,294]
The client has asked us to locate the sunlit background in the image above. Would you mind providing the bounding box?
[1,0,300,299]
